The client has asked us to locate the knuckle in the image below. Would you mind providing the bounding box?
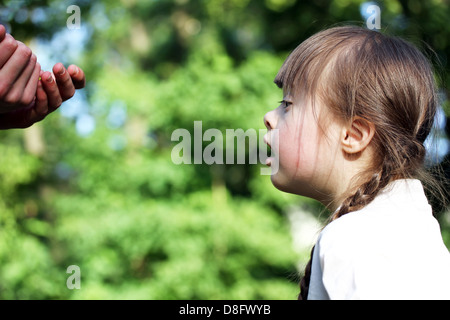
[29,53,37,64]
[49,93,62,109]
[21,93,34,106]
[0,83,8,99]
[16,43,32,60]
[3,35,18,52]
[4,92,20,105]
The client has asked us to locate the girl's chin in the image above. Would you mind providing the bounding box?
[270,174,321,200]
[270,173,295,194]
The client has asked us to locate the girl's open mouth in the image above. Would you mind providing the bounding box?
[263,133,272,167]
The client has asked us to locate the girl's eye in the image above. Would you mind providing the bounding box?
[279,100,292,108]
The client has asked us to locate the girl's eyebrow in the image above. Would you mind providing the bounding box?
[282,96,294,103]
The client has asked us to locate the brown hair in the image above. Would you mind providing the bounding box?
[274,25,447,300]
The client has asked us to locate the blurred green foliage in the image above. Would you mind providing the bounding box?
[0,0,449,299]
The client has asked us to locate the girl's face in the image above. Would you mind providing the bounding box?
[264,93,342,202]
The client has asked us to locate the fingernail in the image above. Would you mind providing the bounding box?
[59,67,65,75]
[73,66,79,75]
[46,75,53,83]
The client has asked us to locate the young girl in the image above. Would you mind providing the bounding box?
[264,25,450,300]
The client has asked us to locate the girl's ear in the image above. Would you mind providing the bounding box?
[340,117,375,154]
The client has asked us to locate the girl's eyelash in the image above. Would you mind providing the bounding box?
[279,100,292,107]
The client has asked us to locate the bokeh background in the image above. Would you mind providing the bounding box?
[0,0,449,299]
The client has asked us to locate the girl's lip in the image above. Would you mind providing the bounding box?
[263,133,272,149]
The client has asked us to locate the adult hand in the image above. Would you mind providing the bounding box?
[0,62,86,129]
[0,24,41,114]
[0,24,86,129]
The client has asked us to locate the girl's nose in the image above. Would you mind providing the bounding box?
[264,109,277,130]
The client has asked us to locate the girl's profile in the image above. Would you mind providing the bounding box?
[264,25,450,300]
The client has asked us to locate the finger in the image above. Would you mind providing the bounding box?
[15,79,51,128]
[53,63,75,101]
[0,25,6,42]
[0,77,46,130]
[27,79,58,124]
[67,64,86,89]
[0,41,32,95]
[7,53,37,98]
[0,53,37,113]
[0,34,18,69]
[34,79,49,117]
[21,61,41,106]
[40,71,62,110]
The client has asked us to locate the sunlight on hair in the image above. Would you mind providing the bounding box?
[424,106,449,166]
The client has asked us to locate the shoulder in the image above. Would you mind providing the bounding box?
[318,179,435,254]
[318,210,372,255]
[312,179,450,299]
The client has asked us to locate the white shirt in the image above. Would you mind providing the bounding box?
[308,179,450,300]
